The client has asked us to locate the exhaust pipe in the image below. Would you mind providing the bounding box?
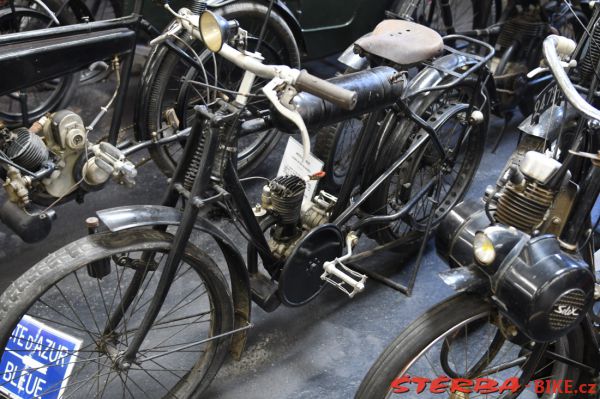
[0,201,54,243]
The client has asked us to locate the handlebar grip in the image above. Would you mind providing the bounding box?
[295,70,358,110]
[543,35,600,122]
[554,35,576,59]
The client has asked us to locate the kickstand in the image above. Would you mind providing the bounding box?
[345,196,439,297]
[403,196,438,296]
[492,112,513,154]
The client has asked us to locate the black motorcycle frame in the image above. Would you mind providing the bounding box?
[0,2,493,360]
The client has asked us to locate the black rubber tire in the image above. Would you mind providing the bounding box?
[0,1,78,126]
[0,229,235,398]
[356,293,583,399]
[135,1,300,177]
[314,118,364,194]
[360,80,488,247]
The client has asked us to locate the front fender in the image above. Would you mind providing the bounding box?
[518,101,578,143]
[438,266,490,294]
[96,205,251,360]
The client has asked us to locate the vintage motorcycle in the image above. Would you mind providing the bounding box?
[136,0,490,177]
[356,4,600,397]
[0,2,493,397]
[315,0,591,193]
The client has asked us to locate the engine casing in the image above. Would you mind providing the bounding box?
[492,234,594,342]
[437,149,594,342]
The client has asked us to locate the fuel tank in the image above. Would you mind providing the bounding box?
[272,66,405,131]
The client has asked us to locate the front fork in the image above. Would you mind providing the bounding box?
[101,106,220,365]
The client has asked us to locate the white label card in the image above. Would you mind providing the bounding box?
[277,137,324,211]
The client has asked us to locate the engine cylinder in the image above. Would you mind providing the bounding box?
[269,176,305,225]
[6,128,49,171]
[494,181,554,233]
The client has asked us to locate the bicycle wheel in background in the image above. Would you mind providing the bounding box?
[0,1,78,126]
[356,293,583,399]
[392,0,501,33]
[135,1,300,177]
[0,229,234,398]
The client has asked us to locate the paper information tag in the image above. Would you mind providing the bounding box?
[277,137,324,210]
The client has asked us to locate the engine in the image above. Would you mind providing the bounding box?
[436,151,594,342]
[256,175,337,260]
[493,151,574,235]
[0,111,136,242]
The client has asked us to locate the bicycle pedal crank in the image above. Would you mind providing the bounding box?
[320,259,367,298]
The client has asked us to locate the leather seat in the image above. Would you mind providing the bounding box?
[354,20,444,66]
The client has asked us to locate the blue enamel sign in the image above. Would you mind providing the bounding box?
[0,315,83,399]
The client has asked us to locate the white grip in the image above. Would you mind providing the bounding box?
[554,36,577,59]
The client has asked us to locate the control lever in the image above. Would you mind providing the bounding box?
[86,142,137,187]
[529,35,577,79]
[320,232,367,298]
[149,21,183,47]
[528,59,577,79]
[262,77,311,161]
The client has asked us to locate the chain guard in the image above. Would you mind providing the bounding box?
[278,224,343,306]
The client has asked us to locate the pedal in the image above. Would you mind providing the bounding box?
[320,259,367,298]
[249,272,280,312]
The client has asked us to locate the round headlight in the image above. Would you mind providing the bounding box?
[200,11,226,52]
[474,232,495,265]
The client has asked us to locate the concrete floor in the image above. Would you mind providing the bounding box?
[0,67,517,398]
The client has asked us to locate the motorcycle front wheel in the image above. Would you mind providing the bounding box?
[0,229,234,398]
[356,293,584,399]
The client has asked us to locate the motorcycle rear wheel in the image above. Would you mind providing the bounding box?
[0,2,78,126]
[360,81,488,248]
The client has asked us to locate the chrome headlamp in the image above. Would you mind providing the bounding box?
[199,11,239,52]
[473,231,495,266]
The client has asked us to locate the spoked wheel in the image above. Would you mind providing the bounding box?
[360,81,487,247]
[135,1,300,177]
[0,3,77,126]
[392,0,500,34]
[356,293,584,399]
[0,229,234,398]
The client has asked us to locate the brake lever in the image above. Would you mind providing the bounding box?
[262,78,311,161]
[527,60,577,79]
[149,21,184,47]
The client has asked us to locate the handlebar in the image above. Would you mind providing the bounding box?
[543,35,600,122]
[171,8,357,111]
[296,70,358,110]
[218,44,357,110]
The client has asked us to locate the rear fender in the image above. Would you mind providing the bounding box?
[96,205,251,360]
[368,54,479,165]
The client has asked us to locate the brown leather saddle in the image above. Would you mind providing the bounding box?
[355,20,444,66]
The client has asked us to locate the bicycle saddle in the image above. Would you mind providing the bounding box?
[354,20,444,66]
